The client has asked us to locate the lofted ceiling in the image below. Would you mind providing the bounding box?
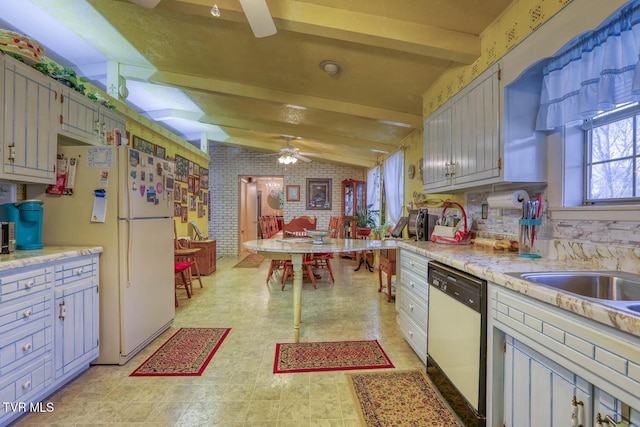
[0,0,514,168]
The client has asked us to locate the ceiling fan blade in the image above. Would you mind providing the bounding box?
[294,154,312,163]
[238,0,277,38]
[129,0,162,8]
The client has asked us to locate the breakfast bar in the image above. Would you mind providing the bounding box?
[244,237,398,342]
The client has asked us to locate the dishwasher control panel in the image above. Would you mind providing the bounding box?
[427,262,485,312]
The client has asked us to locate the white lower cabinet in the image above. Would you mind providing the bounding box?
[504,336,593,427]
[489,284,639,427]
[54,256,99,381]
[0,254,99,426]
[397,248,430,363]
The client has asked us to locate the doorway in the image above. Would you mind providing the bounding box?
[238,175,284,254]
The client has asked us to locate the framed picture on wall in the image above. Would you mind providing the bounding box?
[155,145,166,160]
[193,163,200,177]
[174,182,181,200]
[175,155,188,182]
[194,177,200,194]
[286,185,300,201]
[174,202,182,217]
[200,168,208,188]
[181,187,188,204]
[181,206,188,223]
[132,136,155,155]
[189,195,197,211]
[188,176,194,193]
[306,178,332,210]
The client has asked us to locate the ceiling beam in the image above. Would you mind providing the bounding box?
[120,64,421,128]
[202,118,396,152]
[172,0,480,64]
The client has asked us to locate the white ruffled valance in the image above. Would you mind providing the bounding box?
[536,0,640,131]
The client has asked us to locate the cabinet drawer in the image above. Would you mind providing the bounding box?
[0,267,53,303]
[55,256,97,286]
[399,309,427,363]
[0,293,52,334]
[399,268,429,303]
[0,320,52,376]
[0,353,52,403]
[400,249,430,277]
[399,289,428,327]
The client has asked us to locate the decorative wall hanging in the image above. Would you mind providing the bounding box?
[306,178,332,210]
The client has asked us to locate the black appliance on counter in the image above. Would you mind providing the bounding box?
[408,209,438,241]
[427,262,488,427]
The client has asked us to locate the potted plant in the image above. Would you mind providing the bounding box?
[355,204,380,236]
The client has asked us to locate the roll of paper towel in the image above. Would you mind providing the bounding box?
[487,190,529,209]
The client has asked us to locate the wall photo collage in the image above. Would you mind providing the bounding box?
[173,154,208,223]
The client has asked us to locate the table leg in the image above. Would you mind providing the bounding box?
[291,253,303,342]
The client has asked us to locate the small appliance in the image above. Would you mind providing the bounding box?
[0,200,44,250]
[0,222,16,254]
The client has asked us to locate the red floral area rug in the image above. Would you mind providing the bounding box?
[273,340,394,374]
[347,370,463,427]
[130,327,230,377]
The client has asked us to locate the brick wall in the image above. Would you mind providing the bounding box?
[208,143,365,256]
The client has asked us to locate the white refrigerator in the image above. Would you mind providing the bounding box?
[29,145,176,364]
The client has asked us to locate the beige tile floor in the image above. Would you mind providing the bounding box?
[12,253,427,426]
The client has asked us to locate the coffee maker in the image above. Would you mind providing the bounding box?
[0,200,44,250]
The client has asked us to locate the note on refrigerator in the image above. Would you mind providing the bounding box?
[91,190,107,223]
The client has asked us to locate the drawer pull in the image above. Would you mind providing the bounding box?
[409,304,414,311]
[409,331,413,337]
[22,343,32,352]
[75,267,84,275]
[23,309,33,318]
[410,282,415,288]
[409,261,415,266]
[25,280,35,289]
[22,381,31,390]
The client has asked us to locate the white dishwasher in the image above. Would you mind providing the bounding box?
[427,261,487,427]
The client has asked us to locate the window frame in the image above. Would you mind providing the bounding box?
[581,103,640,206]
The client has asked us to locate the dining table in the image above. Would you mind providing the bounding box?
[243,237,398,342]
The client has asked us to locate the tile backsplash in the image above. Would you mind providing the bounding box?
[465,189,640,274]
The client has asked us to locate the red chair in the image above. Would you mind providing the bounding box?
[174,261,193,307]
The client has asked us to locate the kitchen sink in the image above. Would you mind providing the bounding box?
[506,271,640,302]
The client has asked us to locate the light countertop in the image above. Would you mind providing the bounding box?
[0,246,103,271]
[397,240,640,338]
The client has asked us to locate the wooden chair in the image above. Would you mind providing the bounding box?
[173,221,203,305]
[280,216,317,290]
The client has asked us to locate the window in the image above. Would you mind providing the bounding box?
[583,103,640,204]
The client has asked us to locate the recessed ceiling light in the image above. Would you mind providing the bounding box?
[319,60,342,75]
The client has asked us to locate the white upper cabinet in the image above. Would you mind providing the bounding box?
[59,88,125,146]
[423,62,546,193]
[0,54,58,184]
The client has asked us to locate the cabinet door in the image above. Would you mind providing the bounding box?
[423,106,452,190]
[54,278,99,380]
[503,336,593,427]
[1,56,57,183]
[59,88,99,144]
[453,66,501,186]
[98,108,126,145]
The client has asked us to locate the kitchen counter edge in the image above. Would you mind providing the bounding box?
[0,246,104,271]
[397,240,640,338]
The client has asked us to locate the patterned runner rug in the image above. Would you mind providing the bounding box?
[347,370,463,426]
[130,327,230,376]
[233,253,265,268]
[274,340,394,373]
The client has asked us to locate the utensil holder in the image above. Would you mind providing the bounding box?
[518,218,542,258]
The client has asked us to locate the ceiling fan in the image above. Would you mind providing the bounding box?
[128,0,277,38]
[259,137,316,164]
